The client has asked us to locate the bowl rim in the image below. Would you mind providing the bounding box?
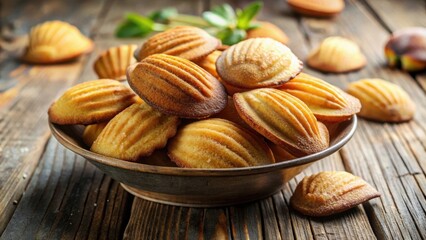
[49,115,357,177]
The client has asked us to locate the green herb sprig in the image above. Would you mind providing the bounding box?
[115,2,263,45]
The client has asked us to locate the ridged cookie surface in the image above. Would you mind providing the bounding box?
[234,88,329,156]
[280,73,361,122]
[216,38,302,89]
[291,171,380,216]
[91,103,179,161]
[168,118,274,168]
[94,44,137,80]
[127,54,227,119]
[307,36,366,73]
[82,122,108,147]
[347,78,415,122]
[22,20,93,64]
[48,79,136,125]
[136,26,220,61]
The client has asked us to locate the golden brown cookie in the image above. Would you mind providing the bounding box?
[82,122,108,147]
[91,103,180,161]
[93,44,137,80]
[279,73,361,122]
[346,78,415,122]
[22,20,93,64]
[193,50,222,78]
[246,21,289,45]
[307,36,366,73]
[385,27,426,72]
[168,118,275,168]
[234,88,329,157]
[136,26,220,61]
[216,38,303,89]
[287,0,345,17]
[290,171,380,217]
[127,54,227,119]
[268,142,297,162]
[48,79,136,125]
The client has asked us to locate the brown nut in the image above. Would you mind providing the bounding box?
[91,103,180,161]
[127,54,227,119]
[216,38,303,89]
[346,78,415,122]
[279,73,361,122]
[307,36,366,73]
[93,44,138,80]
[290,171,380,217]
[234,88,329,157]
[136,26,220,61]
[22,20,93,64]
[168,118,275,168]
[384,27,426,72]
[48,79,137,125]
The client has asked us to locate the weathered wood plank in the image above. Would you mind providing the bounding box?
[0,0,110,235]
[293,0,426,238]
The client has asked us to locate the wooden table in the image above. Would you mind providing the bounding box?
[1,0,425,239]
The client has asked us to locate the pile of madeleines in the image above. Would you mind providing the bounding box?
[21,18,422,216]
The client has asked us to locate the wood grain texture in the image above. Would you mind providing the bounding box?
[0,0,109,235]
[295,0,426,238]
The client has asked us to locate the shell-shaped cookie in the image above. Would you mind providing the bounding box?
[136,26,220,61]
[268,143,297,162]
[93,44,137,80]
[193,50,222,78]
[287,0,345,17]
[279,73,361,122]
[91,103,180,161]
[168,118,275,168]
[216,38,303,89]
[346,79,415,122]
[290,171,380,217]
[127,54,227,119]
[48,79,136,125]
[82,122,108,147]
[234,88,329,157]
[246,21,289,44]
[22,20,93,64]
[307,36,366,73]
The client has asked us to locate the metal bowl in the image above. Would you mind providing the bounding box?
[49,116,357,207]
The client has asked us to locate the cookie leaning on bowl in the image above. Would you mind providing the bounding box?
[127,54,227,119]
[48,79,137,125]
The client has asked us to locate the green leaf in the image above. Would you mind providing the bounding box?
[202,11,229,28]
[148,8,178,23]
[236,1,263,29]
[116,21,152,38]
[217,28,246,45]
[115,13,155,38]
[212,4,235,22]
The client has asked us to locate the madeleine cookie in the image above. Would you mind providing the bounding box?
[246,21,289,44]
[22,20,93,64]
[307,36,366,73]
[280,73,361,122]
[136,26,220,61]
[216,38,303,89]
[291,171,380,217]
[168,118,274,168]
[82,122,108,147]
[127,54,227,119]
[193,50,222,78]
[48,80,136,125]
[91,103,179,161]
[234,88,329,157]
[347,79,415,122]
[93,44,137,80]
[385,27,426,72]
[287,0,344,17]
